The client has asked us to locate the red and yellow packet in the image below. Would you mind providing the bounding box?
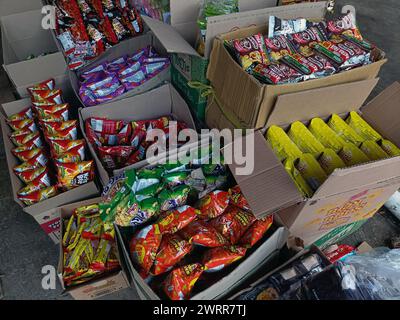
[179,221,229,248]
[56,161,94,190]
[239,215,274,248]
[202,246,247,272]
[196,190,229,220]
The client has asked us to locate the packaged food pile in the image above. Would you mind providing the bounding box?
[225,12,383,84]
[100,152,274,300]
[49,0,144,70]
[236,251,328,300]
[7,79,95,206]
[132,0,171,23]
[85,116,188,172]
[196,0,239,56]
[61,204,120,288]
[79,46,170,106]
[266,112,400,197]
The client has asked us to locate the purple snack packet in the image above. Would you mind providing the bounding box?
[85,75,116,91]
[144,61,169,77]
[118,60,142,78]
[95,85,126,104]
[80,86,98,107]
[143,57,169,64]
[92,78,122,98]
[107,55,128,73]
[129,48,147,63]
[120,69,146,90]
[146,46,158,58]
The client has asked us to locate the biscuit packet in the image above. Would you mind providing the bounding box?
[328,114,364,146]
[346,111,382,141]
[295,153,328,192]
[359,140,389,161]
[266,125,303,162]
[284,158,314,197]
[378,140,400,157]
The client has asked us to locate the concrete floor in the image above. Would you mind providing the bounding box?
[0,0,399,300]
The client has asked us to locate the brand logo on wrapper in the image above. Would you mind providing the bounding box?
[41,265,57,290]
[145,124,256,176]
[41,6,56,30]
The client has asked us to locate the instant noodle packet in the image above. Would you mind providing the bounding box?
[163,263,204,300]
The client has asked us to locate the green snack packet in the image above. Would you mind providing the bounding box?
[158,185,191,211]
[137,167,164,180]
[162,171,190,187]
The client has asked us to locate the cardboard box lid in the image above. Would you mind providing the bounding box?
[265,78,380,128]
[0,0,43,18]
[223,130,303,218]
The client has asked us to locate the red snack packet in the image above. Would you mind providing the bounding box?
[179,221,229,248]
[97,146,135,171]
[324,244,355,263]
[202,246,247,272]
[163,263,204,300]
[13,162,41,174]
[95,124,132,146]
[129,123,147,149]
[287,25,329,57]
[15,166,47,184]
[41,120,77,135]
[55,144,85,163]
[231,33,269,69]
[264,34,295,62]
[27,79,55,94]
[157,206,199,234]
[18,186,58,206]
[31,89,62,103]
[35,104,69,121]
[44,125,78,141]
[56,161,94,190]
[8,108,33,121]
[87,117,125,134]
[7,119,37,132]
[229,185,251,211]
[210,206,256,244]
[239,215,274,248]
[151,233,192,276]
[196,190,230,220]
[32,90,63,105]
[49,139,85,156]
[12,146,42,162]
[17,171,52,196]
[248,62,303,85]
[326,13,363,40]
[10,131,42,148]
[25,150,49,167]
[130,224,163,274]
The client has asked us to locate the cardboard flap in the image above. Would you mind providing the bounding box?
[313,156,400,199]
[266,78,379,128]
[143,16,200,57]
[361,81,400,146]
[0,0,42,19]
[204,1,327,57]
[170,0,202,26]
[224,131,302,218]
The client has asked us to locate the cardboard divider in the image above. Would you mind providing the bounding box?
[79,84,198,186]
[57,198,129,300]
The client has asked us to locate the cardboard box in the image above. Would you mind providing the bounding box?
[0,99,100,243]
[0,10,70,98]
[57,198,129,300]
[0,0,43,19]
[253,80,400,239]
[206,2,387,130]
[79,83,197,186]
[116,223,289,300]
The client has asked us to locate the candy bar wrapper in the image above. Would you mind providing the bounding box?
[10,131,42,148]
[268,16,310,38]
[248,62,303,85]
[264,34,296,62]
[7,119,37,133]
[56,161,94,191]
[35,104,69,122]
[15,166,48,185]
[231,33,269,70]
[8,108,33,121]
[18,186,58,206]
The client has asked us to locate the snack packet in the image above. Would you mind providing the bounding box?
[247,62,303,84]
[359,140,389,161]
[56,161,94,190]
[268,16,309,38]
[239,215,274,248]
[328,114,364,146]
[287,25,329,57]
[295,153,328,192]
[14,166,47,184]
[326,12,363,40]
[288,121,325,156]
[8,119,37,133]
[378,140,400,157]
[158,185,191,212]
[284,157,314,197]
[229,185,251,211]
[231,33,269,69]
[195,190,230,220]
[266,125,303,161]
[202,246,247,272]
[346,111,382,141]
[157,206,199,234]
[18,186,58,206]
[7,108,33,121]
[317,148,347,175]
[179,220,229,248]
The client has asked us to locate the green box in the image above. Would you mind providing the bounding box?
[171,53,209,83]
[171,64,208,122]
[311,219,368,250]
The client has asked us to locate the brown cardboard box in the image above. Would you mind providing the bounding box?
[0,0,43,19]
[0,10,71,99]
[0,99,99,243]
[57,198,129,300]
[249,80,400,239]
[206,3,387,130]
[79,83,197,186]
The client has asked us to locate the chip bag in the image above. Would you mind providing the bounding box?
[202,246,247,272]
[284,158,314,197]
[266,125,303,162]
[346,111,382,141]
[56,161,94,190]
[10,131,42,148]
[378,140,400,157]
[210,206,256,244]
[195,190,229,220]
[18,186,58,206]
[8,108,33,121]
[130,224,162,274]
[158,185,191,212]
[157,206,199,234]
[15,166,47,185]
[295,153,328,192]
[359,140,389,161]
[328,114,364,146]
[239,216,274,248]
[179,220,229,248]
[151,234,192,276]
[231,33,269,69]
[229,185,251,211]
[163,263,204,300]
[287,121,325,156]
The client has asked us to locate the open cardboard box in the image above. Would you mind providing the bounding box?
[57,197,130,300]
[79,83,198,187]
[205,2,387,130]
[112,138,292,300]
[0,98,100,243]
[247,80,400,240]
[0,0,43,19]
[0,10,72,99]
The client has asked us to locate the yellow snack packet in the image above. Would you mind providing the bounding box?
[318,148,347,175]
[309,118,347,153]
[284,158,314,198]
[328,114,364,146]
[295,153,328,192]
[359,140,389,161]
[63,215,77,247]
[266,125,302,162]
[346,111,382,141]
[339,142,370,166]
[378,140,400,157]
[287,121,325,156]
